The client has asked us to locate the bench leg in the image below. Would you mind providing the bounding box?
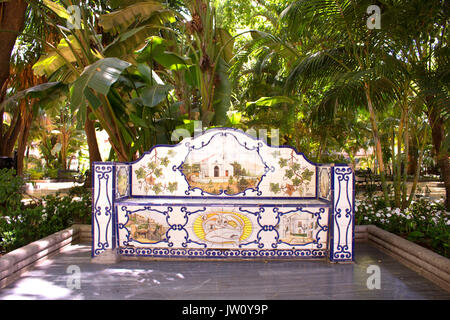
[329,166,355,263]
[92,163,116,258]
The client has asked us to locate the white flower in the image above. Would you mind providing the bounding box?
[394,208,401,215]
[386,213,392,218]
[376,213,381,218]
[446,220,450,226]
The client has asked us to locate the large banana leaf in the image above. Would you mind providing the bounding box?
[103,25,161,58]
[246,96,296,108]
[136,36,192,71]
[33,36,83,77]
[0,82,65,112]
[140,84,173,107]
[99,1,173,35]
[109,0,149,9]
[136,63,165,85]
[70,58,132,111]
[136,36,168,63]
[216,28,234,64]
[42,0,71,20]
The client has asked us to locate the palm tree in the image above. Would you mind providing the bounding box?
[380,0,449,209]
[278,0,406,202]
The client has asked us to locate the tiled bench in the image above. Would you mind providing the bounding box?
[92,128,354,262]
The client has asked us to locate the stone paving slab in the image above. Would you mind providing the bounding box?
[0,242,448,300]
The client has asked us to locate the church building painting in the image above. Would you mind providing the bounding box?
[181,134,266,195]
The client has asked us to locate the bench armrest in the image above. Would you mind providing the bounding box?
[329,165,355,262]
[92,163,116,257]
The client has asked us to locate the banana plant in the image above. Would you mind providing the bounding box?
[28,0,176,162]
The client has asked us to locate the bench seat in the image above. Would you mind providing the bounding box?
[115,197,331,207]
[93,128,355,262]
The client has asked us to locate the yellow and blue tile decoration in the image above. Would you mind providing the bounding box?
[92,128,354,262]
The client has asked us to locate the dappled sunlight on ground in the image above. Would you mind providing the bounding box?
[1,278,83,300]
[0,243,449,300]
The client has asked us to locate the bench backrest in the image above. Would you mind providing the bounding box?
[115,128,332,199]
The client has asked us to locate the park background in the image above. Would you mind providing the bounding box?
[0,0,448,259]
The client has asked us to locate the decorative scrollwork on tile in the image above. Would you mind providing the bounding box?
[332,166,354,261]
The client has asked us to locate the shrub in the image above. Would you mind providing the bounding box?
[355,196,450,258]
[27,168,45,180]
[0,170,92,254]
[0,168,25,215]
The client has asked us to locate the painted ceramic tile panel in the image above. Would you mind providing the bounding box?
[131,146,189,196]
[117,203,328,252]
[92,164,114,256]
[127,212,168,243]
[331,166,354,261]
[319,167,331,200]
[261,146,316,197]
[276,208,328,248]
[181,133,265,195]
[116,165,129,198]
[189,209,257,248]
[117,205,171,247]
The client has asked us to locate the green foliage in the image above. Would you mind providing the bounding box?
[134,154,179,194]
[27,168,45,180]
[238,177,249,192]
[355,196,449,258]
[0,169,25,215]
[270,182,280,194]
[0,178,91,254]
[167,182,178,193]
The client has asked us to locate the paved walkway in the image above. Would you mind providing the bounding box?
[0,242,449,300]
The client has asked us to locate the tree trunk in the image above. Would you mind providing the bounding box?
[85,108,102,167]
[407,135,419,176]
[0,108,22,157]
[0,0,28,95]
[364,83,389,202]
[408,127,428,207]
[428,106,450,210]
[0,0,31,162]
[16,101,33,176]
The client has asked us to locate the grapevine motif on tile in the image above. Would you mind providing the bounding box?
[269,150,315,196]
[134,149,178,195]
[93,128,354,262]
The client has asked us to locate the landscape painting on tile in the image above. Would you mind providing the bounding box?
[277,210,328,246]
[181,134,265,195]
[124,211,169,244]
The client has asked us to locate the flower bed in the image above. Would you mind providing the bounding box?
[355,196,450,258]
[0,169,91,254]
